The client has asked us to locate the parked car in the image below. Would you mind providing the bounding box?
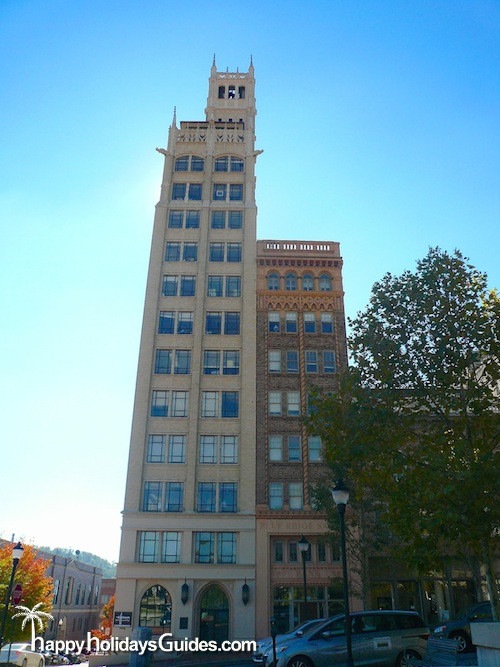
[433,602,493,652]
[262,610,430,667]
[0,643,45,667]
[253,619,326,663]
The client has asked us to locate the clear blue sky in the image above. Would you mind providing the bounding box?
[1,0,498,563]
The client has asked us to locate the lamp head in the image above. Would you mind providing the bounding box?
[331,480,350,507]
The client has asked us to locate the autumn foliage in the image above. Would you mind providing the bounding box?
[0,543,53,642]
[91,594,115,641]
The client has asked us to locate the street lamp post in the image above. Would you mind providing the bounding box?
[0,542,24,649]
[297,535,310,621]
[332,481,354,667]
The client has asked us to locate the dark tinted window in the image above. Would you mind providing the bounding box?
[396,613,426,629]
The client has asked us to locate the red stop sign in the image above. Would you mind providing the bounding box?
[12,583,22,605]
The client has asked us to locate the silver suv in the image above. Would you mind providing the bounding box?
[262,610,430,667]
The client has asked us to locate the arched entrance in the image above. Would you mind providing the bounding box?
[139,585,172,632]
[199,586,229,643]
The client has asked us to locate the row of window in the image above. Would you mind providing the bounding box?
[52,578,99,606]
[268,311,334,333]
[155,348,241,377]
[268,273,333,291]
[269,391,301,416]
[273,539,340,564]
[161,277,241,305]
[143,481,238,513]
[146,434,238,464]
[154,349,191,374]
[269,349,336,374]
[269,434,322,462]
[171,183,244,202]
[174,155,244,173]
[168,210,244,230]
[164,242,242,263]
[151,390,239,418]
[138,531,237,564]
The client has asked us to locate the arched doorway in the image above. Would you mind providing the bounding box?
[139,585,172,632]
[199,586,229,643]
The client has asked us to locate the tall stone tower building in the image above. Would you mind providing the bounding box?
[114,59,258,642]
[115,61,348,642]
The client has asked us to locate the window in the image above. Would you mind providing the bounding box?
[268,273,280,290]
[285,273,297,290]
[221,435,238,463]
[211,211,225,228]
[319,274,332,291]
[287,391,300,416]
[194,532,214,563]
[268,312,280,332]
[214,156,228,171]
[183,242,198,262]
[138,532,158,562]
[180,275,196,296]
[147,434,165,463]
[200,435,217,463]
[286,350,299,373]
[224,312,240,334]
[171,391,189,417]
[168,435,186,463]
[269,482,283,510]
[274,541,284,563]
[165,483,183,512]
[165,242,181,261]
[177,312,193,334]
[174,350,191,374]
[321,312,334,333]
[269,350,281,372]
[302,274,314,291]
[308,436,322,462]
[174,156,189,171]
[229,184,243,200]
[216,533,236,564]
[213,184,227,200]
[161,532,181,563]
[288,435,301,462]
[221,391,239,417]
[191,157,204,172]
[219,483,237,512]
[305,350,318,373]
[209,243,225,262]
[162,275,178,296]
[304,313,316,333]
[226,243,242,262]
[143,481,162,511]
[238,86,245,99]
[203,350,220,375]
[197,482,216,512]
[185,211,200,228]
[201,391,218,417]
[225,276,241,297]
[317,542,327,562]
[289,482,303,509]
[188,183,202,200]
[230,157,244,172]
[175,156,204,172]
[323,351,336,373]
[206,312,222,334]
[159,311,175,333]
[285,312,298,333]
[168,211,183,228]
[269,435,282,461]
[151,390,168,417]
[154,349,172,374]
[269,391,282,416]
[172,183,186,200]
[223,350,239,374]
[228,210,243,228]
[207,275,223,297]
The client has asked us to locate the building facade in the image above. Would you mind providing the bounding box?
[114,59,258,642]
[254,240,349,637]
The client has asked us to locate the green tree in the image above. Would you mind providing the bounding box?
[0,544,53,643]
[308,248,500,614]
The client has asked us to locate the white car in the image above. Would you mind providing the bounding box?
[0,643,45,667]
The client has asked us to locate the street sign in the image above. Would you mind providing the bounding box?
[12,583,23,605]
[113,611,132,627]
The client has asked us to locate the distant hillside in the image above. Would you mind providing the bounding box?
[37,546,116,578]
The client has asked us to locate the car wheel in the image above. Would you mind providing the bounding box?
[396,649,422,667]
[287,657,314,667]
[450,632,470,653]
